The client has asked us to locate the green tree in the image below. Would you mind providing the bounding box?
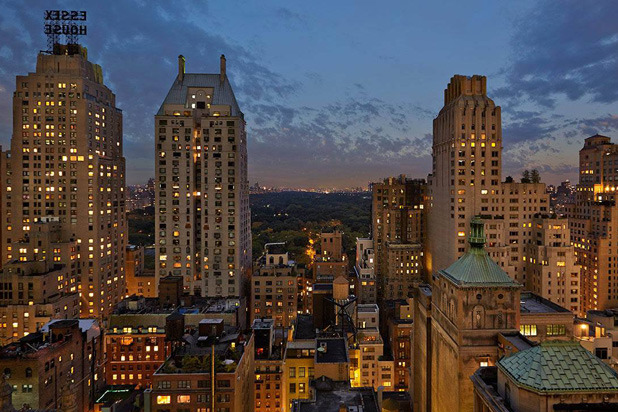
[530,169,541,183]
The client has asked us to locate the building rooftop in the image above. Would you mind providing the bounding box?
[156,326,246,374]
[498,341,618,393]
[95,385,140,409]
[357,304,379,314]
[158,72,241,116]
[199,318,223,325]
[313,283,333,292]
[588,308,618,318]
[43,319,100,342]
[252,318,275,330]
[499,332,534,353]
[440,217,521,288]
[470,367,511,412]
[520,292,572,314]
[265,242,287,255]
[293,377,378,412]
[0,319,97,359]
[381,391,412,411]
[315,338,348,364]
[294,314,317,340]
[112,296,241,316]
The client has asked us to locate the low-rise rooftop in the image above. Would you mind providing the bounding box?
[156,325,246,374]
[293,377,378,412]
[520,292,571,314]
[498,341,618,393]
[316,338,348,364]
[357,304,379,313]
[294,315,317,340]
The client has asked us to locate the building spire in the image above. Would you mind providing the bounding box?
[468,216,486,249]
[178,55,185,82]
[220,54,226,84]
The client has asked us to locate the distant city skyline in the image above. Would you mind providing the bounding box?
[0,1,617,188]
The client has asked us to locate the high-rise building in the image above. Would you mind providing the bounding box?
[155,55,251,298]
[524,217,581,314]
[427,76,578,312]
[2,44,126,318]
[371,176,426,300]
[567,134,618,312]
[427,75,503,274]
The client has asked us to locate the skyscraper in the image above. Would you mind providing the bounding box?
[371,175,426,300]
[426,76,579,313]
[427,75,502,274]
[155,55,251,298]
[2,43,126,318]
[568,134,618,312]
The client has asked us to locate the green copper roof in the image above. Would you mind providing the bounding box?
[439,217,519,287]
[498,341,618,393]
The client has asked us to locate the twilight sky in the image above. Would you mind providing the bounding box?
[0,1,617,188]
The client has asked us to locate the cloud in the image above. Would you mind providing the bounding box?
[0,0,299,184]
[247,97,432,187]
[502,110,559,144]
[496,1,618,107]
[576,114,618,136]
[275,7,306,26]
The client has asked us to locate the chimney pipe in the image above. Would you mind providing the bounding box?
[220,54,226,84]
[178,55,185,82]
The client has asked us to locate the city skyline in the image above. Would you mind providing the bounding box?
[0,4,618,410]
[0,1,617,188]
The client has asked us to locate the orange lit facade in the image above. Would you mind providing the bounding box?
[0,220,79,342]
[105,329,170,388]
[149,334,254,412]
[254,359,285,412]
[568,134,618,313]
[2,44,127,318]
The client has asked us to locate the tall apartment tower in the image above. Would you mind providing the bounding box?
[371,176,426,300]
[568,134,618,312]
[427,75,502,274]
[2,44,126,318]
[155,55,251,298]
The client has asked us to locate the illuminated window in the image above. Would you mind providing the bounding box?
[156,395,171,405]
[177,395,191,403]
[520,324,537,336]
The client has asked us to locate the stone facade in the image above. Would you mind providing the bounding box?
[155,55,251,298]
[2,44,126,318]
